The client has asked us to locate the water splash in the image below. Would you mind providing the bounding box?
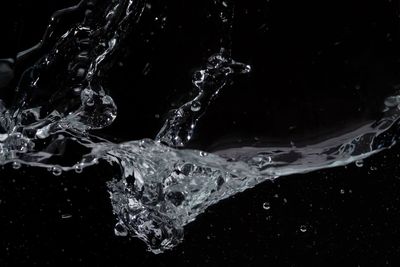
[156,50,251,147]
[1,0,400,254]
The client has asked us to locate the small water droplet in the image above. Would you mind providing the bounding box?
[199,151,208,157]
[102,95,113,105]
[114,221,128,237]
[74,164,83,173]
[52,167,62,176]
[12,162,21,170]
[61,214,72,219]
[355,160,364,168]
[86,98,95,106]
[300,225,307,233]
[191,101,201,112]
[262,202,270,210]
[340,189,345,194]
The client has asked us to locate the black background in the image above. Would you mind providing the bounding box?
[2,0,400,266]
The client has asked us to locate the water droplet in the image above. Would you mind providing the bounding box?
[61,214,72,219]
[199,151,208,157]
[52,167,62,176]
[12,162,21,170]
[81,88,95,106]
[243,64,252,73]
[191,101,201,112]
[76,68,86,78]
[114,221,128,237]
[340,189,345,194]
[262,202,270,210]
[74,164,83,173]
[86,98,95,106]
[300,225,307,233]
[355,160,364,168]
[102,95,113,105]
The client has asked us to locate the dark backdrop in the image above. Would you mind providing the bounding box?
[1,0,400,266]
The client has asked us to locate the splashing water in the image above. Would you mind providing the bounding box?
[1,0,400,254]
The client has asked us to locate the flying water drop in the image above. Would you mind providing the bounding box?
[262,202,271,210]
[355,160,364,168]
[300,225,308,233]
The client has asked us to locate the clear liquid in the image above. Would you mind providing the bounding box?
[1,0,400,254]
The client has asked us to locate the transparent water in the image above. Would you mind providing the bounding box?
[1,0,400,253]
